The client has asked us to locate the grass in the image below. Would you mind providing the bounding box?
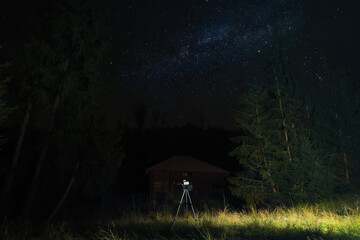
[2,194,360,240]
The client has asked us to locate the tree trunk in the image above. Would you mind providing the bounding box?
[23,94,60,217]
[47,162,79,223]
[337,122,350,184]
[275,75,292,162]
[343,152,350,184]
[0,101,32,213]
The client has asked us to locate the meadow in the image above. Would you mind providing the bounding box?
[1,194,360,240]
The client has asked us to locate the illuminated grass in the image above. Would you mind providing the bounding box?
[190,205,360,239]
[2,195,360,239]
[102,196,360,239]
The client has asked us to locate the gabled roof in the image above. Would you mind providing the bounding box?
[146,156,229,174]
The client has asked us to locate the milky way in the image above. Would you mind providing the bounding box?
[107,0,302,128]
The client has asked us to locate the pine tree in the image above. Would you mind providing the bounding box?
[230,46,311,206]
[290,136,336,201]
[230,75,336,206]
[313,66,360,186]
[229,84,277,206]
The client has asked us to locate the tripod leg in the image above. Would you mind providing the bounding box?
[171,190,186,230]
[185,190,189,218]
[187,191,198,222]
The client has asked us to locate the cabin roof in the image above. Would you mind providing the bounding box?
[145,155,230,174]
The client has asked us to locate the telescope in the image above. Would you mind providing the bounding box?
[181,179,193,191]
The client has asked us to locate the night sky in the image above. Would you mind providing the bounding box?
[2,0,360,129]
[101,0,359,129]
[103,0,302,128]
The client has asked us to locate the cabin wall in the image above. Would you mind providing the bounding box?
[150,171,227,201]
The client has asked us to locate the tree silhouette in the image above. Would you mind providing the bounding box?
[0,47,15,212]
[21,0,108,217]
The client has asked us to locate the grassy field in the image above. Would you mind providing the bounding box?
[2,194,360,240]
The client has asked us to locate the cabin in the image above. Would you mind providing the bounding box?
[146,156,230,202]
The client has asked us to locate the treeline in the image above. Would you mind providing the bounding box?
[230,45,360,207]
[0,0,124,221]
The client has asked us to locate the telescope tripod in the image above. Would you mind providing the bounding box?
[171,188,198,230]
